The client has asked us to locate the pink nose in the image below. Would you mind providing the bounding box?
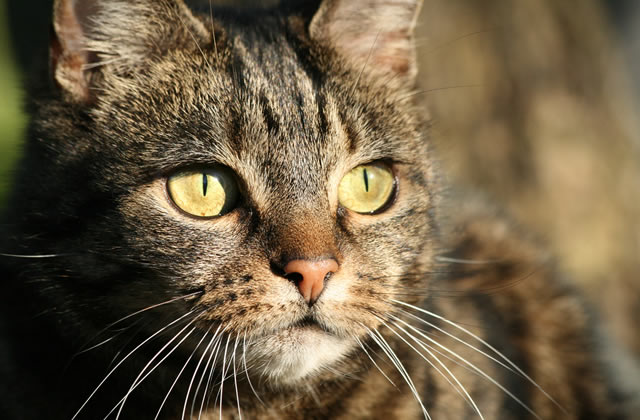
[284,259,339,305]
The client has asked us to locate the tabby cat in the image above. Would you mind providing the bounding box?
[0,0,638,418]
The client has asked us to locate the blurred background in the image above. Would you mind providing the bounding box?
[416,0,640,358]
[0,0,638,355]
[0,0,25,205]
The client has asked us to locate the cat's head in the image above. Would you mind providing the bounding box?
[15,0,435,386]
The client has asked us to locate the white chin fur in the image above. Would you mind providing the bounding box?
[247,327,354,385]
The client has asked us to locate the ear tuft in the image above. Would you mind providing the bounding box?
[51,0,210,103]
[52,0,99,102]
[310,0,422,82]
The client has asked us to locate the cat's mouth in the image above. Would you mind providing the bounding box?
[246,314,354,384]
[287,315,329,333]
[276,315,335,335]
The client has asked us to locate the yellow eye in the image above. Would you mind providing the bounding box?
[167,168,238,218]
[338,163,395,214]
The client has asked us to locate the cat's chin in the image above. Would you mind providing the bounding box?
[246,323,355,386]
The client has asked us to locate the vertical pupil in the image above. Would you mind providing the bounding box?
[202,173,208,196]
[363,168,369,192]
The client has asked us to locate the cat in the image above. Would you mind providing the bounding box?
[1,0,638,418]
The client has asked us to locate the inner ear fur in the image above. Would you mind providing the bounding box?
[51,0,211,103]
[51,0,98,102]
[309,0,423,82]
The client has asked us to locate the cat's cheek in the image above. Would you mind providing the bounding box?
[196,274,308,331]
[309,266,393,335]
[116,184,250,279]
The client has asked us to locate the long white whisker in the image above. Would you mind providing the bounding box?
[232,335,243,420]
[104,319,155,371]
[400,328,489,379]
[83,56,128,70]
[190,326,224,419]
[76,292,202,357]
[354,336,397,388]
[395,308,515,374]
[389,311,541,419]
[0,252,69,258]
[435,256,502,265]
[391,299,564,412]
[217,335,232,419]
[365,326,431,420]
[75,335,119,356]
[380,318,483,419]
[199,331,226,419]
[154,327,212,420]
[208,0,218,59]
[242,330,264,405]
[182,327,222,420]
[71,309,199,420]
[112,322,201,419]
[350,31,381,97]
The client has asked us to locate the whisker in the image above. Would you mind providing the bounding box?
[354,336,397,388]
[83,56,128,70]
[379,318,483,419]
[72,309,200,420]
[189,325,222,418]
[394,316,540,419]
[171,1,214,75]
[112,324,202,419]
[199,330,227,419]
[155,327,215,420]
[419,29,496,55]
[242,330,264,406]
[392,299,565,414]
[398,84,483,101]
[232,335,243,420]
[365,325,431,420]
[435,256,503,265]
[0,252,69,258]
[182,327,223,420]
[75,291,203,357]
[106,318,156,371]
[350,31,381,97]
[217,336,232,419]
[75,333,120,357]
[384,261,544,298]
[393,309,515,374]
[208,0,218,60]
[394,322,493,379]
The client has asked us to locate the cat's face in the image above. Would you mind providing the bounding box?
[24,0,432,386]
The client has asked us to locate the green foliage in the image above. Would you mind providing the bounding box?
[0,0,27,207]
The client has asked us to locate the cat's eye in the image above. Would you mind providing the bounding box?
[167,167,239,218]
[338,163,395,214]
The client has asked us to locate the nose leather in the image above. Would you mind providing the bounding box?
[284,259,339,305]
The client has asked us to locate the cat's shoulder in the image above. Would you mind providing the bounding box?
[437,192,640,418]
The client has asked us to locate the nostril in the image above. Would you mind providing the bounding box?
[285,272,304,284]
[269,260,286,277]
[282,259,339,304]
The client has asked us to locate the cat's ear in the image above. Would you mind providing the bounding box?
[51,0,210,103]
[309,0,422,82]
